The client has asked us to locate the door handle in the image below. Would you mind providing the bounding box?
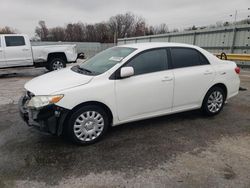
[22,49,29,51]
[162,76,173,82]
[204,70,213,75]
[220,72,226,75]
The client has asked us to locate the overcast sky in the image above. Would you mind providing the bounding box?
[0,0,249,37]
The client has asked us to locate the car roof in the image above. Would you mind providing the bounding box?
[119,42,199,51]
[118,42,220,64]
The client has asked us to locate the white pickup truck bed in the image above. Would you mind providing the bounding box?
[0,34,78,71]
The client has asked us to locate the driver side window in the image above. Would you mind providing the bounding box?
[125,49,168,76]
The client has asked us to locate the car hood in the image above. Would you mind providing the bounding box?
[25,67,94,95]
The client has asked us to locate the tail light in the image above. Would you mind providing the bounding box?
[235,67,240,74]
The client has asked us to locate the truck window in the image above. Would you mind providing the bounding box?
[5,36,25,47]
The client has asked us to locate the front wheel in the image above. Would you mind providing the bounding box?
[202,87,226,116]
[66,105,109,145]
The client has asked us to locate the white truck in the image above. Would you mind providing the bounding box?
[0,34,78,71]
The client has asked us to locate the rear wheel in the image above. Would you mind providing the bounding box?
[66,105,109,145]
[202,87,226,116]
[47,57,66,71]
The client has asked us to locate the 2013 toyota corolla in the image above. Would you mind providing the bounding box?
[19,43,240,145]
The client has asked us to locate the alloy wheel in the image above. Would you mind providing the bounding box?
[207,91,224,113]
[52,60,64,70]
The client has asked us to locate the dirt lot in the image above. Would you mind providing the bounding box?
[0,67,249,188]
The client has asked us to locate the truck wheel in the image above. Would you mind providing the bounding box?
[77,52,85,59]
[48,58,66,71]
[202,86,226,116]
[66,105,109,145]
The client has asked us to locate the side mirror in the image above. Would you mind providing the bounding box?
[120,67,134,78]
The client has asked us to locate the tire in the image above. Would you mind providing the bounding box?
[77,52,85,59]
[202,86,226,116]
[66,105,109,145]
[45,64,50,71]
[47,57,66,71]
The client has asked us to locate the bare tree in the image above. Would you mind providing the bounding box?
[86,24,98,42]
[171,28,179,33]
[133,16,146,37]
[73,23,85,41]
[0,26,16,34]
[65,23,74,41]
[153,23,169,34]
[145,26,155,35]
[48,27,65,41]
[109,12,137,42]
[95,22,112,43]
[35,21,49,41]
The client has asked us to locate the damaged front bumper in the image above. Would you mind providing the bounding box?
[18,94,69,136]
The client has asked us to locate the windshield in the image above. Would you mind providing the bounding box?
[78,47,136,75]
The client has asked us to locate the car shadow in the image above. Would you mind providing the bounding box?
[0,68,47,78]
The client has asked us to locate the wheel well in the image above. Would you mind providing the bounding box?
[209,83,228,99]
[48,52,67,62]
[65,101,113,126]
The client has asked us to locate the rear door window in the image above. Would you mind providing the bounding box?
[5,36,25,47]
[171,47,209,69]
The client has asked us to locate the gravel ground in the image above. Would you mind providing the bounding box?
[0,66,249,188]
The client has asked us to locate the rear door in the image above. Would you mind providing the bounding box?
[170,47,215,111]
[0,36,6,67]
[4,35,33,67]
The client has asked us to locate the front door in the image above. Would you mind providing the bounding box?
[115,48,174,121]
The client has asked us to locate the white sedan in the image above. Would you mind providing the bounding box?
[19,43,240,145]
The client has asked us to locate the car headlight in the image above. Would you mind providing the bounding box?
[27,94,64,109]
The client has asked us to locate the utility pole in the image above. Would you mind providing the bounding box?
[248,8,250,24]
[229,10,238,25]
[229,10,238,53]
[234,10,238,24]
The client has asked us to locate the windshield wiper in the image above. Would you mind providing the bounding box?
[77,65,93,74]
[72,65,100,75]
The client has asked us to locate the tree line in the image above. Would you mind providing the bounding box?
[0,26,16,34]
[34,12,170,43]
[1,12,249,43]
